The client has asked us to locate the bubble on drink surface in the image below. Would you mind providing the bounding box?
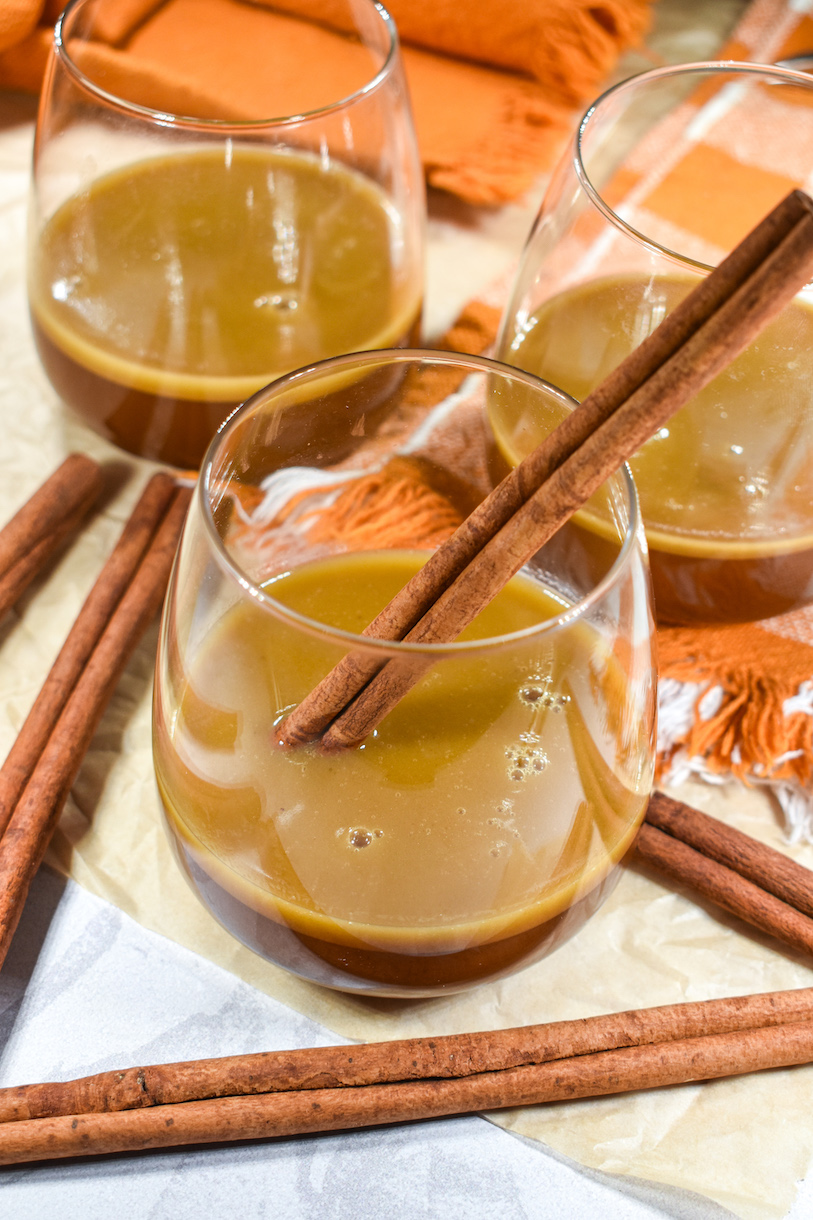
[488,815,521,839]
[346,827,382,849]
[254,293,298,312]
[519,673,570,713]
[490,840,509,858]
[505,741,548,782]
[744,475,769,500]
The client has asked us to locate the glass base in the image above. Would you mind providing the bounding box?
[168,828,625,998]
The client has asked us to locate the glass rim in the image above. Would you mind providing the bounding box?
[574,59,813,274]
[53,0,401,131]
[198,347,646,657]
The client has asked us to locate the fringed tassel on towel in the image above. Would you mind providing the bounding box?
[657,624,813,842]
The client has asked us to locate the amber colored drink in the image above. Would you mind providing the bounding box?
[497,275,813,623]
[153,550,650,995]
[28,147,421,469]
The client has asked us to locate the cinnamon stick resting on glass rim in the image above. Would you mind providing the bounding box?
[276,189,813,753]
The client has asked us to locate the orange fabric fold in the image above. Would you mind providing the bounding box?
[0,24,49,91]
[0,0,654,204]
[216,0,652,108]
[0,0,41,52]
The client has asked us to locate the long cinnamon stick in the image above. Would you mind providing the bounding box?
[0,454,103,620]
[277,190,813,751]
[0,473,177,837]
[2,986,812,1123]
[0,486,191,969]
[2,1021,813,1164]
[647,791,813,919]
[318,197,813,751]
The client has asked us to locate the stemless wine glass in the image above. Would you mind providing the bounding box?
[497,62,813,625]
[153,349,656,997]
[28,0,424,470]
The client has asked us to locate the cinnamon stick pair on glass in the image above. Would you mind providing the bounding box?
[277,187,813,752]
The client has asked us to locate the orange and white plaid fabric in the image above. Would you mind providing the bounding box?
[637,4,813,829]
[449,0,813,837]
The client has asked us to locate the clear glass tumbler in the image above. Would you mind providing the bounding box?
[497,62,813,625]
[153,349,656,997]
[28,0,424,470]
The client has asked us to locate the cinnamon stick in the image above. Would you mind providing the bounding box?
[280,192,812,749]
[0,526,85,622]
[323,200,813,749]
[647,791,813,919]
[2,1021,813,1164]
[0,473,177,837]
[0,486,191,969]
[2,986,812,1123]
[0,454,103,620]
[633,822,813,958]
[277,190,813,751]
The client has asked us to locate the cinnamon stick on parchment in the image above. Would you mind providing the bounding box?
[0,472,177,837]
[635,792,813,959]
[0,482,191,969]
[0,453,103,621]
[277,189,813,752]
[645,791,813,918]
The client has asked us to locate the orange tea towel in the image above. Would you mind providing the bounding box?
[0,0,653,203]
